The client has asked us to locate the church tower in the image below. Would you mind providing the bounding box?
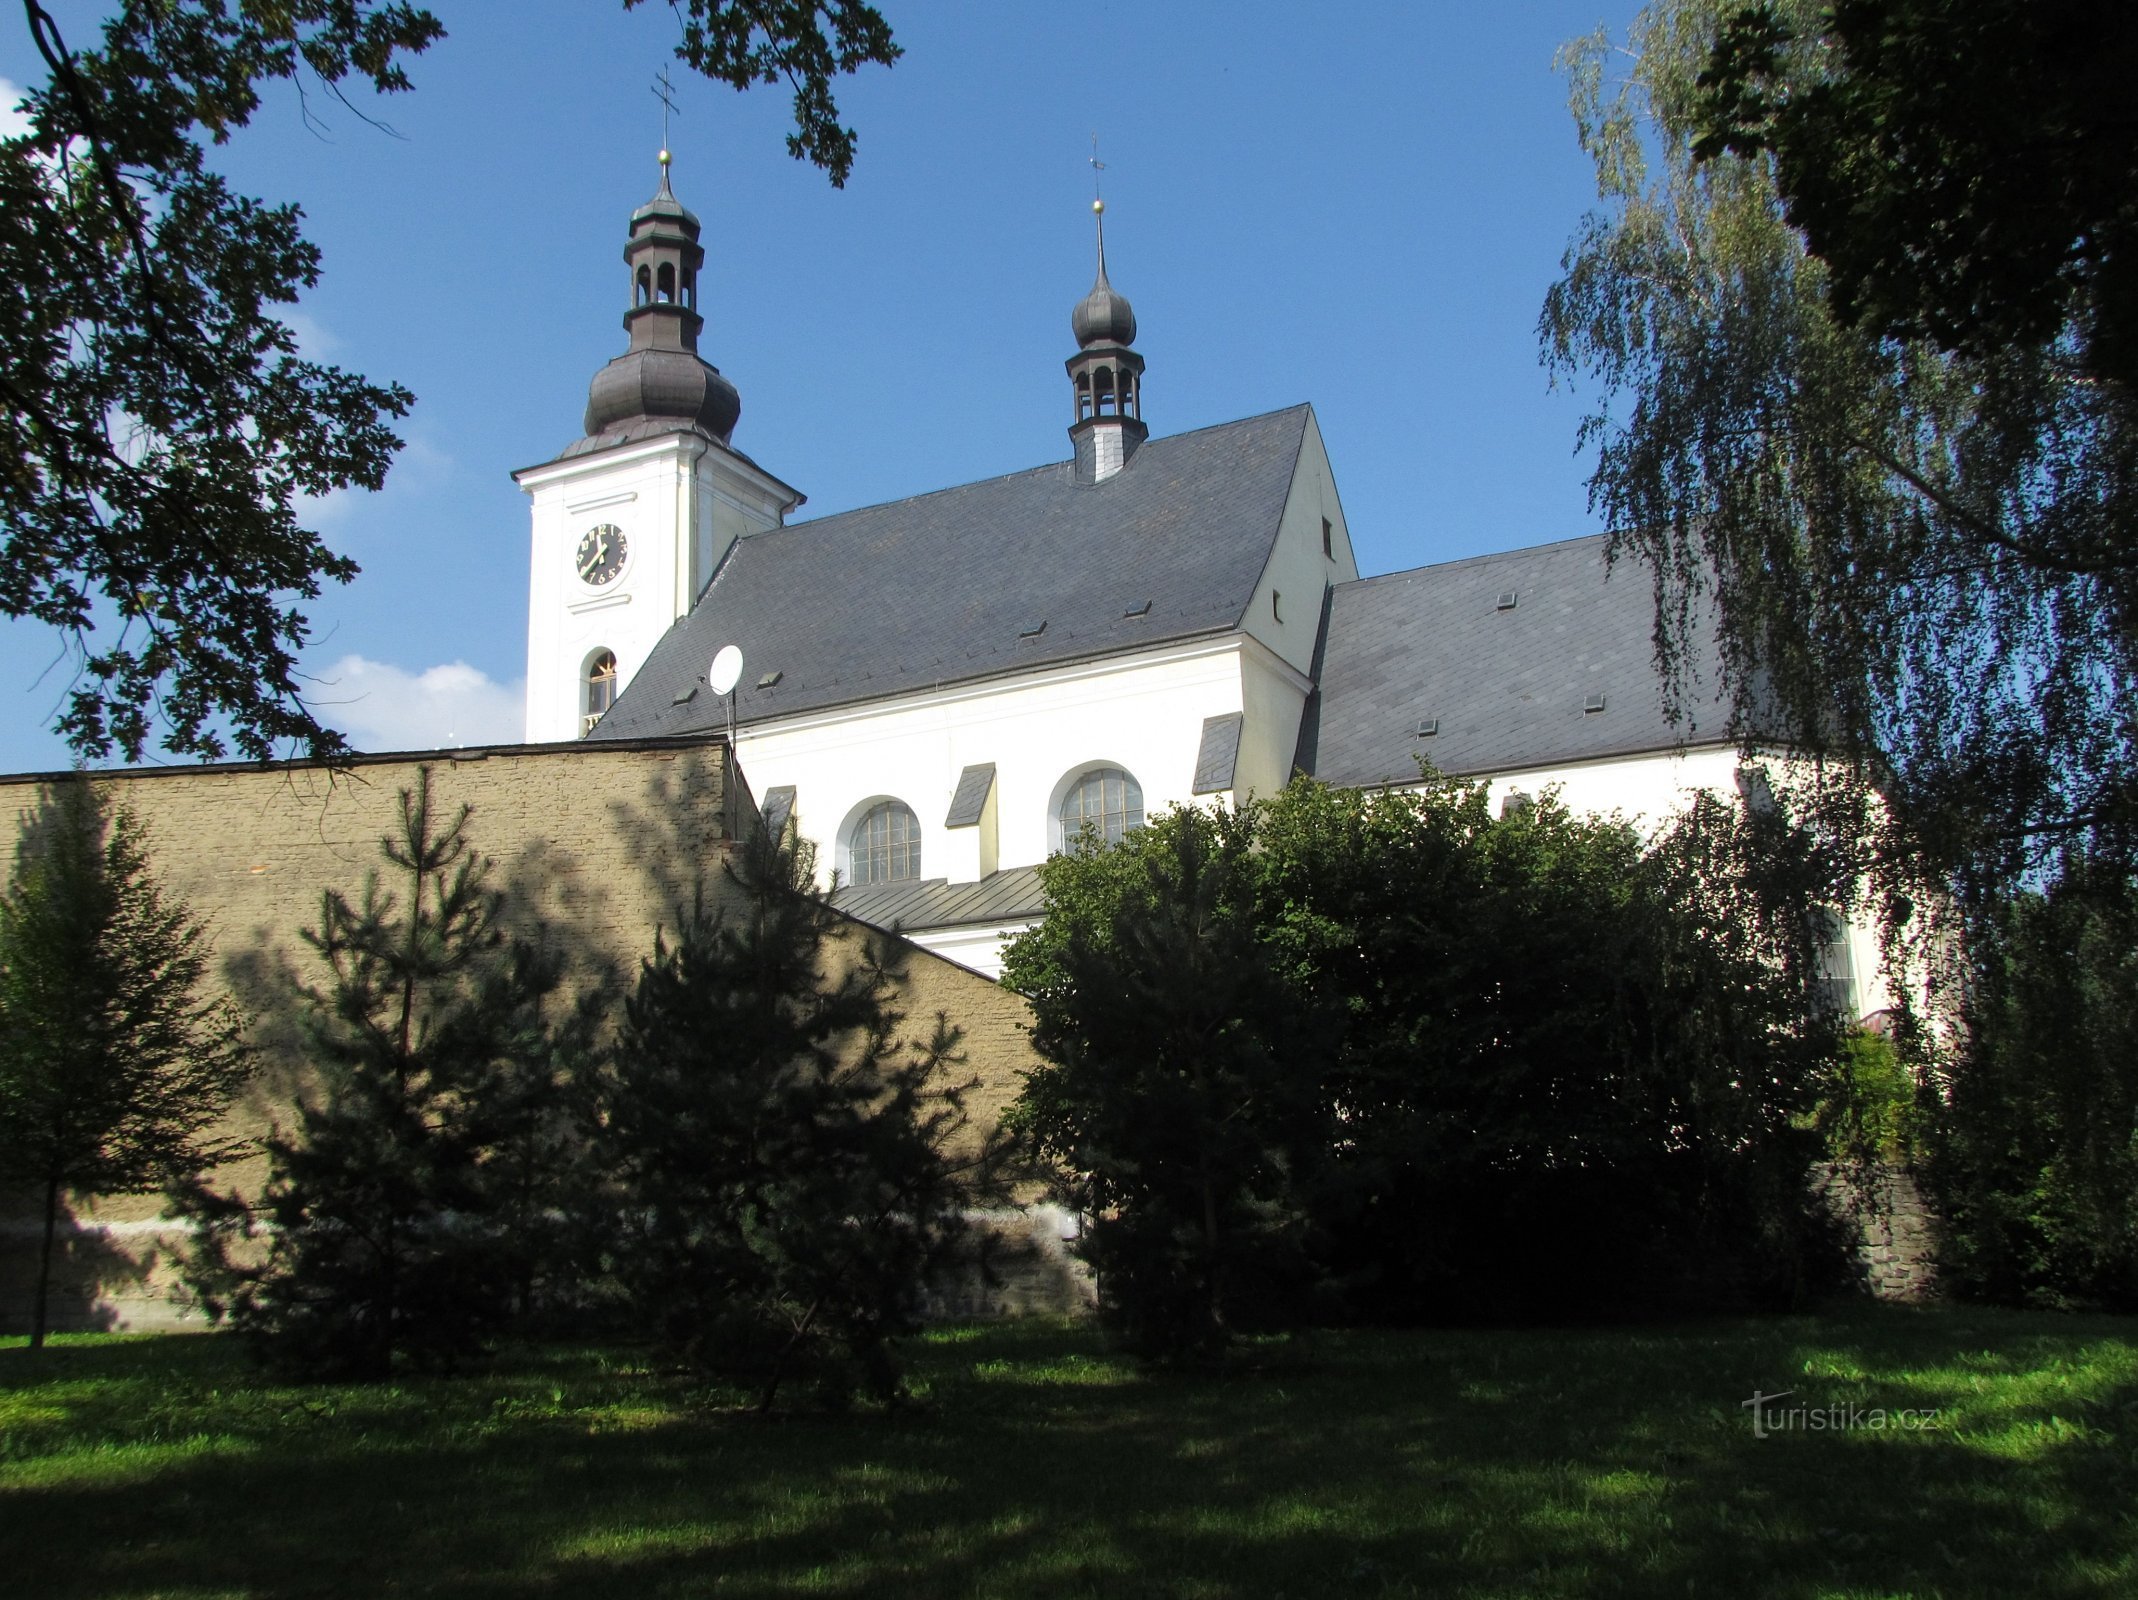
[1066,198,1147,483]
[516,153,803,743]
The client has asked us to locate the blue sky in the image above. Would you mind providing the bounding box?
[0,2,1632,771]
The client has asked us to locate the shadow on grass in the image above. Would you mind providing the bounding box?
[1,1308,2134,1599]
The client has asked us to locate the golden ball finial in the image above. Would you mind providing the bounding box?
[658,148,672,166]
[1093,197,1105,215]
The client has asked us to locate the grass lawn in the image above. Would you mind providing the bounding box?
[2,1307,2135,1599]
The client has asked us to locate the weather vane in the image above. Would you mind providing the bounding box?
[1089,132,1106,213]
[653,66,680,167]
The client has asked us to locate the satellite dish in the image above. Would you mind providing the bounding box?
[708,644,743,696]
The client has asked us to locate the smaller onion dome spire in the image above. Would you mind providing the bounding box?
[1065,196,1147,483]
[1072,200,1139,348]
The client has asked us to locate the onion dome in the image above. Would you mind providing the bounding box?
[584,348,740,442]
[1071,201,1138,348]
[573,153,742,450]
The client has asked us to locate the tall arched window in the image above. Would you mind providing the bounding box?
[849,800,921,885]
[1059,766,1144,851]
[1813,909,1858,1019]
[583,650,618,736]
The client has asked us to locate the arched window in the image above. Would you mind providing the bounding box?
[1059,766,1143,851]
[583,650,618,736]
[849,800,921,885]
[1813,909,1858,1019]
[656,263,675,303]
[635,265,651,307]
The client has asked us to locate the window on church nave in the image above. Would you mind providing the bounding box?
[1060,767,1145,852]
[850,800,922,886]
[583,651,618,736]
[1812,908,1859,1020]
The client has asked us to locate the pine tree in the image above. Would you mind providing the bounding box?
[182,768,576,1378]
[600,827,994,1409]
[0,780,251,1349]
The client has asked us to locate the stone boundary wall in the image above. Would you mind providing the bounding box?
[1812,1163,1941,1302]
[0,737,1046,1336]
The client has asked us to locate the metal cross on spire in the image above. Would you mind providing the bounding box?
[1088,134,1110,277]
[653,67,680,168]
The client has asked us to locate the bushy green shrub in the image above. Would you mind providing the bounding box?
[1813,1028,1925,1169]
[1006,777,1850,1350]
[1005,806,1333,1361]
[1924,856,2138,1309]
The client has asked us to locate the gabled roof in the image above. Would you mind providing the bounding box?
[1300,533,1730,788]
[590,406,1313,738]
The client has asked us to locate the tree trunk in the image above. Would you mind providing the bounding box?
[1199,1164,1226,1341]
[31,1176,60,1351]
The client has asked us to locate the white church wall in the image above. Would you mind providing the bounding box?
[1237,640,1315,801]
[733,634,1263,891]
[1238,411,1360,679]
[1457,742,1746,830]
[907,921,1027,982]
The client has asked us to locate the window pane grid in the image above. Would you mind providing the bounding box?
[1061,767,1144,849]
[850,801,920,885]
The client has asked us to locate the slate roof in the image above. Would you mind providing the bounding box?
[1192,712,1243,794]
[830,864,1047,936]
[1300,533,1730,788]
[760,785,796,836]
[943,763,995,829]
[591,406,1314,739]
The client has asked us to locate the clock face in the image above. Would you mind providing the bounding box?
[574,524,627,587]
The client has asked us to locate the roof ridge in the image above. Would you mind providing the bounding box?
[755,403,1317,542]
[1343,529,1613,589]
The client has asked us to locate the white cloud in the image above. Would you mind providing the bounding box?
[312,654,523,752]
[0,79,31,141]
[277,308,342,359]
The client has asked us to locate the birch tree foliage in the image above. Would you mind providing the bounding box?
[1540,0,2138,906]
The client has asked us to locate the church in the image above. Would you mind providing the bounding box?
[519,157,1867,1000]
[0,156,1895,1336]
